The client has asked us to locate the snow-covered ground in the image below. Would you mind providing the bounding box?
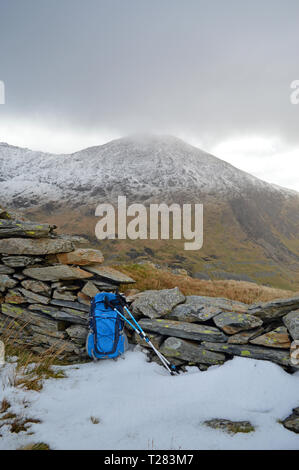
[1,349,299,450]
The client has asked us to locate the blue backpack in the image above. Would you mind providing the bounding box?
[86,292,128,360]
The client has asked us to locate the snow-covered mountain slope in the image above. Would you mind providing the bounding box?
[0,135,296,208]
[0,135,298,290]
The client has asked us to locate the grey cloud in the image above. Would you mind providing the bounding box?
[0,0,299,146]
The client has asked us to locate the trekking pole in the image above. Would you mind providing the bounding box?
[114,307,175,375]
[111,306,178,376]
[122,305,178,374]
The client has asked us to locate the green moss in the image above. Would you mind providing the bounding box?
[241,350,251,356]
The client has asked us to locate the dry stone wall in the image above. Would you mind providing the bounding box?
[0,206,298,373]
[129,288,299,372]
[0,207,135,361]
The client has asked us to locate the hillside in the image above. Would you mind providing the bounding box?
[1,135,299,290]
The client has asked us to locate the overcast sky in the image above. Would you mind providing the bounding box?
[0,0,298,190]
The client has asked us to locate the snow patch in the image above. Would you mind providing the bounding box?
[1,351,299,450]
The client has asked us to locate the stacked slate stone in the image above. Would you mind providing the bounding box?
[129,287,299,372]
[0,208,135,361]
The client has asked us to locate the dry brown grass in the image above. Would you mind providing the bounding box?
[0,398,11,414]
[0,412,17,421]
[10,417,41,434]
[90,416,100,424]
[1,321,66,391]
[18,442,50,450]
[12,347,66,392]
[117,263,298,304]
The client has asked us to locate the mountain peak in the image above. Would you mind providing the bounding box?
[0,134,297,209]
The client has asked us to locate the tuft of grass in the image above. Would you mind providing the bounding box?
[1,321,67,391]
[0,412,17,421]
[10,417,41,434]
[18,442,50,450]
[0,398,11,414]
[90,416,100,424]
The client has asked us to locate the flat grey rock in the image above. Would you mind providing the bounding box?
[227,327,265,344]
[29,332,78,353]
[160,336,226,365]
[281,407,299,434]
[139,318,227,342]
[202,341,291,367]
[66,325,88,345]
[21,279,51,296]
[213,312,263,334]
[0,274,17,292]
[0,237,74,255]
[0,219,55,238]
[250,326,291,349]
[23,265,92,281]
[19,287,51,305]
[50,299,89,312]
[53,290,77,302]
[132,287,185,319]
[179,295,248,313]
[28,303,88,325]
[28,324,66,340]
[91,280,116,290]
[167,295,222,322]
[283,310,299,340]
[0,264,15,274]
[248,296,299,321]
[81,281,99,298]
[83,265,135,284]
[5,289,26,304]
[1,303,61,332]
[2,256,42,267]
